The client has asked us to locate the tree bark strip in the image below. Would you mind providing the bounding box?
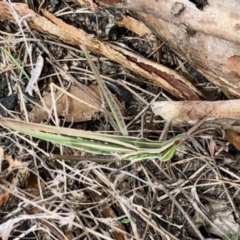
[117,0,240,98]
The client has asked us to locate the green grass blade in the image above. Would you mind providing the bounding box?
[1,47,30,80]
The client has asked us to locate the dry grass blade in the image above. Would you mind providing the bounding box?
[80,45,128,136]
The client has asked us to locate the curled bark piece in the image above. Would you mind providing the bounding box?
[151,100,240,125]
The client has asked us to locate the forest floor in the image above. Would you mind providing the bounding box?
[0,1,239,240]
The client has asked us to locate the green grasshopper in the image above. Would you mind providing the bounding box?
[0,117,186,162]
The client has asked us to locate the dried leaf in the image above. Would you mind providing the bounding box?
[193,202,238,238]
[225,129,240,151]
[0,155,28,208]
[30,84,102,123]
[6,155,24,171]
[6,155,28,186]
[73,0,95,11]
[0,192,9,208]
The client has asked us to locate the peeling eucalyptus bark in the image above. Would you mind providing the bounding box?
[151,100,240,126]
[117,0,240,98]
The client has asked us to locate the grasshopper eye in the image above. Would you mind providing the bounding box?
[174,139,181,145]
